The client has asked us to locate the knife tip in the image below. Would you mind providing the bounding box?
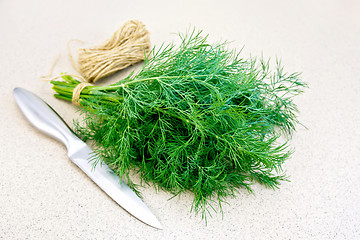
[150,220,163,230]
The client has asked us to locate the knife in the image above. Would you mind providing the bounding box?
[13,87,162,229]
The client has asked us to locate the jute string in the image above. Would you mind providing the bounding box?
[41,20,150,106]
[72,82,92,106]
[70,19,151,83]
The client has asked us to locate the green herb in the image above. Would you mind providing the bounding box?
[51,30,307,220]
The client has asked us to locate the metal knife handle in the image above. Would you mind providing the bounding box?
[13,87,81,153]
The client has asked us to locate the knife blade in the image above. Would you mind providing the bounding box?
[13,87,162,229]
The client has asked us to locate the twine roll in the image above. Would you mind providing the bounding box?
[72,20,151,83]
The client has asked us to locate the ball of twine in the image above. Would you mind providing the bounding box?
[71,20,151,83]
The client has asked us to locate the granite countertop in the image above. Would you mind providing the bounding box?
[1,0,359,239]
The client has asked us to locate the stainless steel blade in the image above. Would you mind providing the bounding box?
[70,142,163,229]
[13,87,162,229]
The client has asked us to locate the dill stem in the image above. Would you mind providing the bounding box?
[93,74,211,91]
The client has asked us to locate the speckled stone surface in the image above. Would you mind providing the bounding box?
[1,0,359,239]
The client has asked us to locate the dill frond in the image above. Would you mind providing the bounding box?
[51,29,307,219]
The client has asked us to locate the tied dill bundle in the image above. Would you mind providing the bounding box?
[51,30,306,218]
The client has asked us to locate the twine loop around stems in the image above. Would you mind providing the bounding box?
[72,82,92,106]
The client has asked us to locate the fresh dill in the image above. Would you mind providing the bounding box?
[50,30,307,220]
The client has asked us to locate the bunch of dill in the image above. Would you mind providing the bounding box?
[51,30,306,219]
